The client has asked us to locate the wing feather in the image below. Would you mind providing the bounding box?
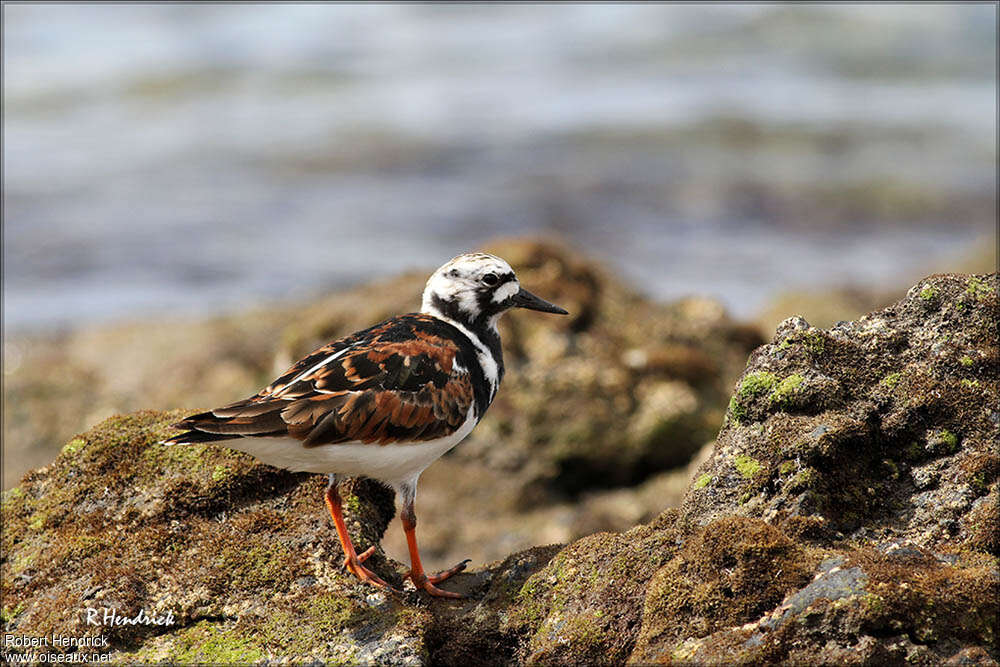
[166,314,475,448]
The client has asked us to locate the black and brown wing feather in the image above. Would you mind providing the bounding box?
[166,314,485,448]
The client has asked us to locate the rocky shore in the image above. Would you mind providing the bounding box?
[2,248,996,664]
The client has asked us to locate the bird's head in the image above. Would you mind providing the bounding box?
[421,253,567,331]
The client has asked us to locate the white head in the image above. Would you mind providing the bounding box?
[421,252,567,331]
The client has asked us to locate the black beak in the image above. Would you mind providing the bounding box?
[510,287,568,315]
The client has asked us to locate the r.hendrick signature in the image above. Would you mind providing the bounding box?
[85,608,175,627]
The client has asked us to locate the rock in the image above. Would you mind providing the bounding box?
[3,273,996,665]
[640,272,999,664]
[501,272,999,665]
[630,516,815,663]
[682,273,999,553]
[1,411,422,664]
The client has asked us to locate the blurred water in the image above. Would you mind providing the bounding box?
[3,4,996,331]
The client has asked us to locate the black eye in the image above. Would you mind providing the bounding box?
[481,273,499,286]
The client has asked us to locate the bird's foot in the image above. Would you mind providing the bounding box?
[339,545,376,572]
[342,547,398,593]
[406,558,470,598]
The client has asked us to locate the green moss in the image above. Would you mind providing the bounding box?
[778,338,792,351]
[196,592,393,662]
[61,438,86,456]
[307,593,379,633]
[693,474,712,490]
[770,373,805,406]
[905,441,926,461]
[965,276,996,302]
[788,467,818,492]
[729,371,779,423]
[392,606,433,638]
[741,371,779,397]
[801,332,826,356]
[919,286,939,301]
[1,602,26,624]
[881,372,902,388]
[861,593,885,614]
[169,621,266,664]
[959,355,974,367]
[734,455,762,479]
[509,530,668,660]
[67,535,105,560]
[140,440,210,470]
[938,429,959,453]
[344,492,363,514]
[727,395,742,424]
[211,464,231,482]
[635,517,815,659]
[0,487,27,525]
[558,611,610,649]
[10,546,37,575]
[215,542,298,592]
[962,379,980,389]
[779,461,796,476]
[969,472,989,495]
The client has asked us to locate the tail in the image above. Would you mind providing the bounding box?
[160,428,242,446]
[161,403,287,446]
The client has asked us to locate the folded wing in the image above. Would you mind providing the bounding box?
[166,316,474,447]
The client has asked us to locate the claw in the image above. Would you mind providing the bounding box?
[427,558,470,584]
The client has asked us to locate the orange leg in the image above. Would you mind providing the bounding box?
[324,475,394,591]
[399,483,468,598]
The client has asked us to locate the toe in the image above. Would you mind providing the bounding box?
[345,558,398,593]
[419,580,466,599]
[427,558,471,584]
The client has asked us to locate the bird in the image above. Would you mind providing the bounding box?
[164,252,567,598]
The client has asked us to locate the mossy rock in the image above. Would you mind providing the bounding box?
[3,272,997,665]
[0,411,425,664]
[683,273,1000,551]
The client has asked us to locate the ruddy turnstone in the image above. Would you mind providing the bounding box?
[165,253,567,598]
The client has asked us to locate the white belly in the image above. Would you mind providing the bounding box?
[216,409,478,486]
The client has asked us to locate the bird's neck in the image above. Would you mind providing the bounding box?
[423,295,504,383]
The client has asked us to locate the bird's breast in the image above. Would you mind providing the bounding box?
[217,406,480,485]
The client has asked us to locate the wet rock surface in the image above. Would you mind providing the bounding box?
[2,272,997,665]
